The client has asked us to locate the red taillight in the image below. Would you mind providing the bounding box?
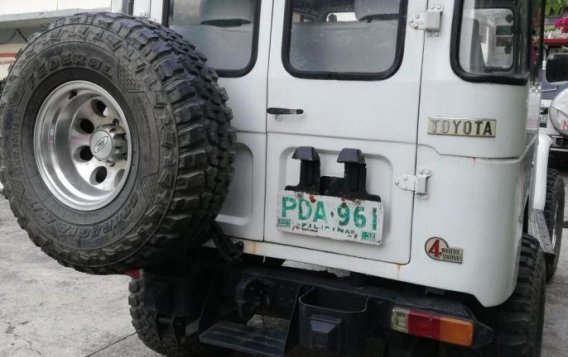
[391,307,474,347]
[125,269,141,279]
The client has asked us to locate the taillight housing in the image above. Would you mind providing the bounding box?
[391,307,475,347]
[125,269,141,279]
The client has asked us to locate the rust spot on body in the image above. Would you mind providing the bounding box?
[249,241,258,255]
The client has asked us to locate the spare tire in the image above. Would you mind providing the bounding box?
[0,13,235,274]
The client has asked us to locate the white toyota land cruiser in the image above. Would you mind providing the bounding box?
[0,0,565,356]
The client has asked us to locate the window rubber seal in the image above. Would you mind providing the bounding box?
[163,0,261,78]
[281,0,408,81]
[450,0,529,86]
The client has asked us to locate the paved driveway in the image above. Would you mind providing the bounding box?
[1,193,567,356]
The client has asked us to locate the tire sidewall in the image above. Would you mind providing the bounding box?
[552,181,564,258]
[545,173,564,274]
[534,265,546,356]
[2,36,168,252]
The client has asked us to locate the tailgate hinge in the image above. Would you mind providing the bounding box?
[409,4,443,36]
[395,167,432,199]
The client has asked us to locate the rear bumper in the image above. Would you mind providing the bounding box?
[143,261,493,356]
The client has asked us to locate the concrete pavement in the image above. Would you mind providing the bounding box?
[0,194,567,356]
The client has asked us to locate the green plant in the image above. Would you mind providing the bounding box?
[547,0,568,16]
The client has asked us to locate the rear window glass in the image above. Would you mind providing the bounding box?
[453,0,530,83]
[284,0,407,80]
[168,0,260,77]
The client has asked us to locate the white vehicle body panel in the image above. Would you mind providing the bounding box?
[223,143,533,307]
[217,133,266,241]
[264,0,427,265]
[265,135,415,263]
[215,1,274,241]
[410,146,532,306]
[226,150,528,307]
[418,4,534,160]
[534,133,553,211]
[149,0,541,307]
[215,138,532,309]
[413,0,538,304]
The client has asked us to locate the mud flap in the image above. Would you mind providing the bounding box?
[529,209,556,260]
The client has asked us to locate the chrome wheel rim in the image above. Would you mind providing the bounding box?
[34,81,132,211]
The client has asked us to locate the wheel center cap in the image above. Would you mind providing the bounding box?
[90,129,113,160]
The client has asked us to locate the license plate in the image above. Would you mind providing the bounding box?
[276,191,384,245]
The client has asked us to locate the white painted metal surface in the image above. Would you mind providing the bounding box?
[410,3,443,35]
[395,167,431,198]
[215,1,274,241]
[264,135,415,264]
[410,0,535,305]
[535,133,553,210]
[216,133,266,241]
[4,0,544,308]
[263,0,427,265]
[417,5,533,159]
[214,0,539,306]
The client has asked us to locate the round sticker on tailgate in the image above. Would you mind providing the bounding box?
[425,237,464,264]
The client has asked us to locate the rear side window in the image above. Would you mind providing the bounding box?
[452,0,531,84]
[167,0,260,77]
[283,0,407,80]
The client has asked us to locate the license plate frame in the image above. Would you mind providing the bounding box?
[276,191,384,245]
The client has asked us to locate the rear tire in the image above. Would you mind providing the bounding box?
[489,234,546,357]
[0,13,235,274]
[543,169,564,281]
[129,277,221,357]
[440,235,546,357]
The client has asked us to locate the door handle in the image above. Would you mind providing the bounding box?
[267,107,304,115]
[541,87,558,94]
